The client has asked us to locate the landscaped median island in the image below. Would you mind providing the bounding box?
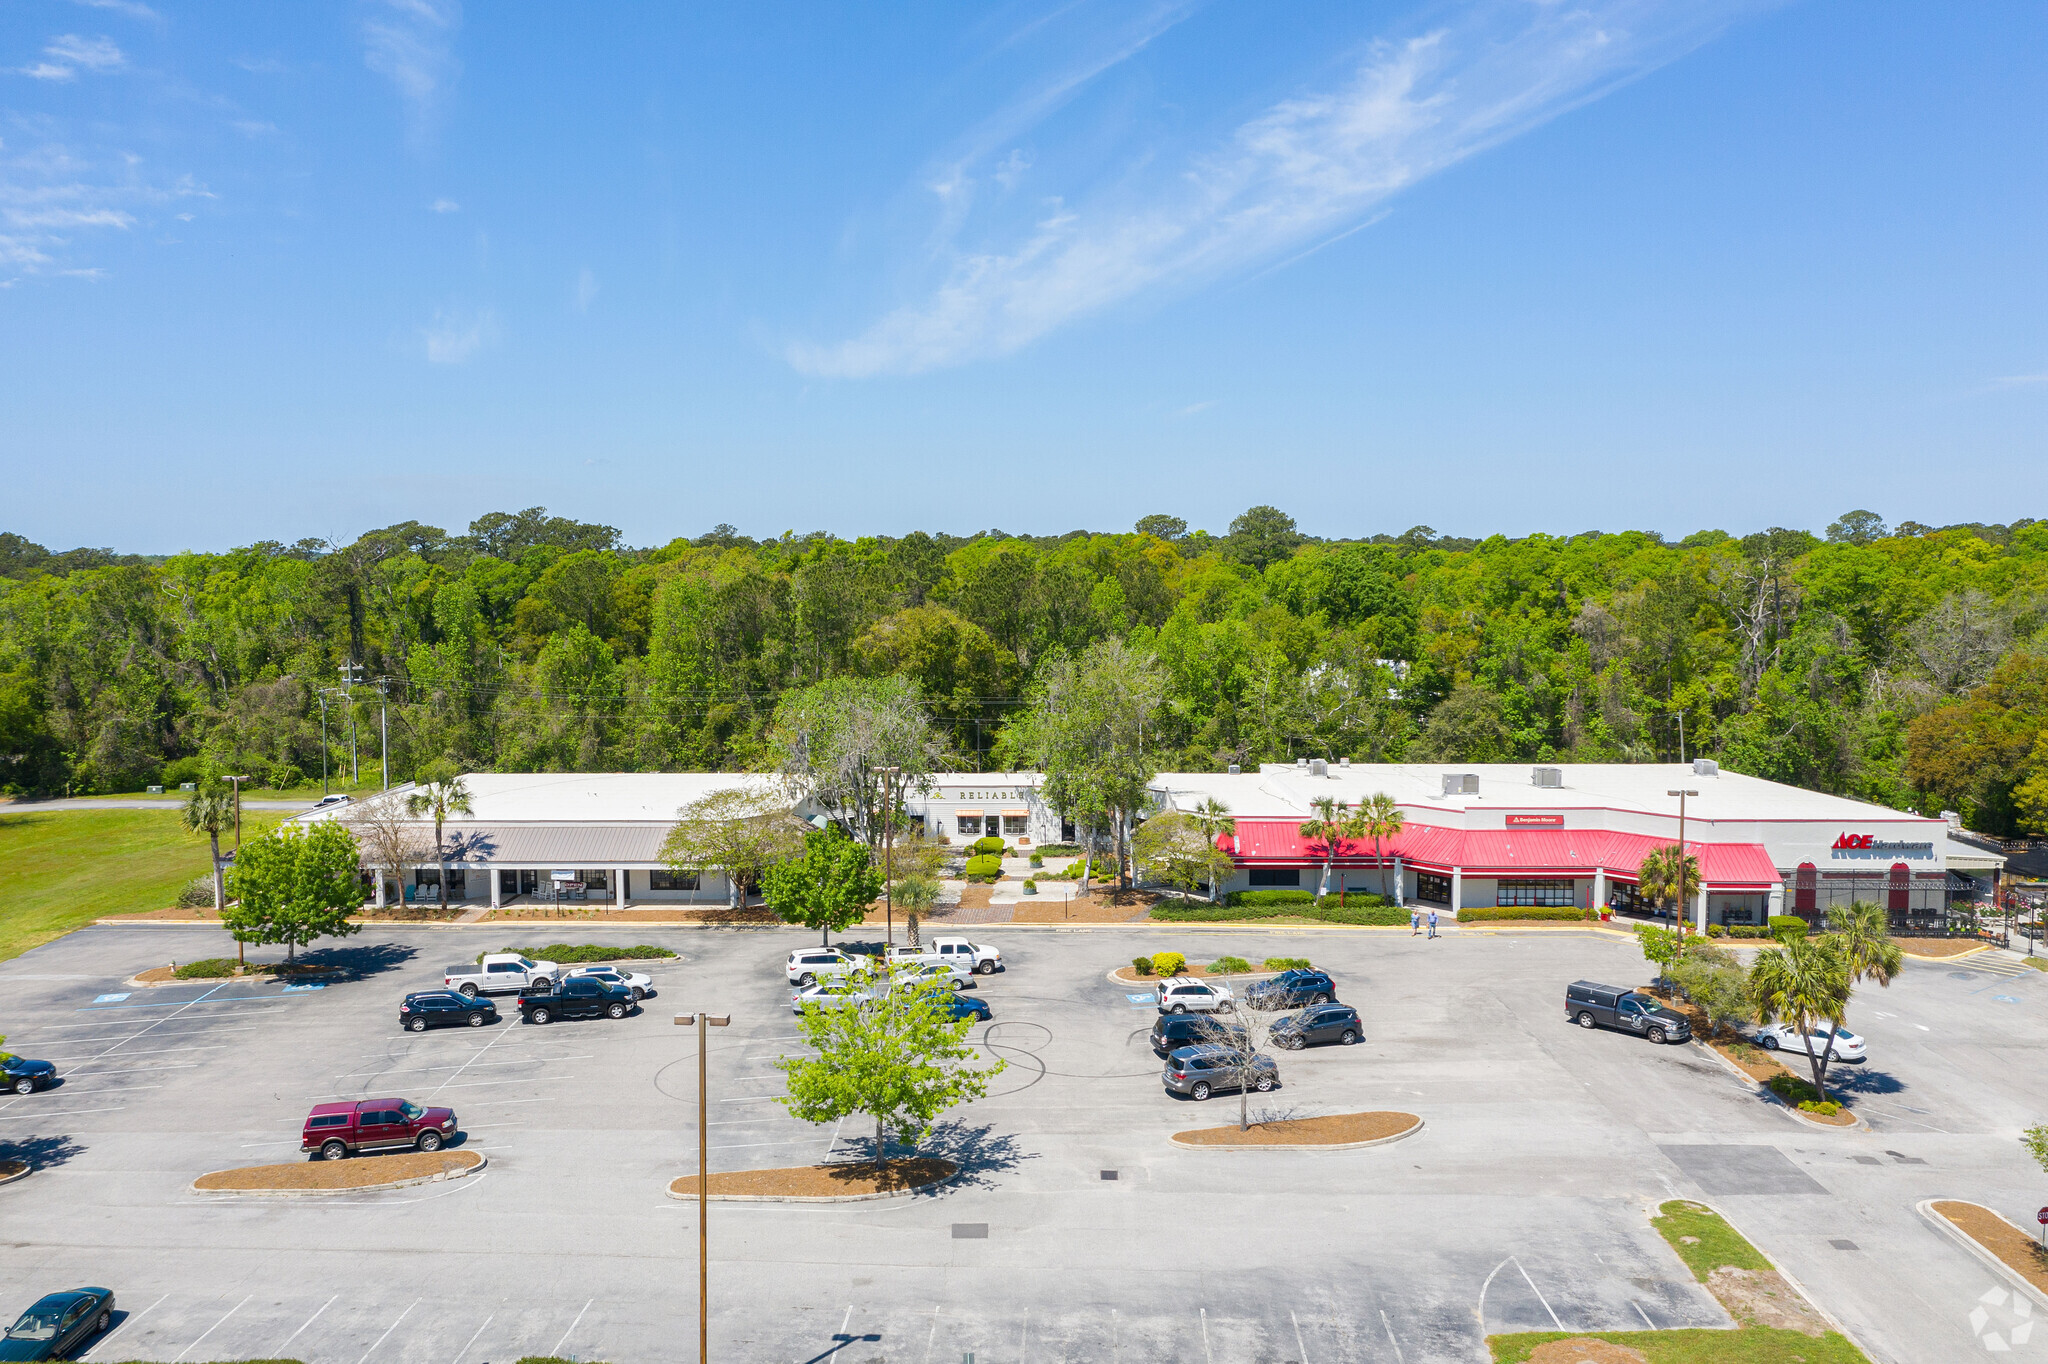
[194,1148,484,1195]
[0,1157,29,1186]
[1170,1110,1420,1149]
[1113,952,1314,984]
[1927,1200,2048,1299]
[1488,1201,1870,1364]
[1647,988,1858,1126]
[128,958,340,986]
[667,1158,956,1201]
[480,942,677,963]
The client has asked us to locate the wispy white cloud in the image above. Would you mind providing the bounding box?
[575,266,598,312]
[1988,370,2048,388]
[46,34,126,72]
[18,62,76,81]
[792,0,1770,377]
[429,197,459,213]
[422,306,497,363]
[70,0,160,21]
[0,141,209,277]
[364,0,462,145]
[4,206,134,228]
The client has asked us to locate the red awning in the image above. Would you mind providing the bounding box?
[1227,819,1779,888]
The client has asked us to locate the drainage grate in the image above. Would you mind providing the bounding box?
[1101,1170,1119,1181]
[952,1223,988,1239]
[1853,1156,1880,1165]
[1829,1239,1859,1251]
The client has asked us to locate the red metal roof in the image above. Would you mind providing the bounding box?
[1227,820,1780,888]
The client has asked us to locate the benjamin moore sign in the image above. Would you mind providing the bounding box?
[1829,833,1935,860]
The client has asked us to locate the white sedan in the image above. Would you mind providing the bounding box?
[564,965,654,1000]
[1755,1022,1866,1063]
[791,983,871,1015]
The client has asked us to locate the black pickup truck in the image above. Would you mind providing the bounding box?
[518,976,637,1024]
[1565,980,1692,1044]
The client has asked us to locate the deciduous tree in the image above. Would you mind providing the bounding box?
[659,785,806,908]
[761,826,885,945]
[225,821,365,963]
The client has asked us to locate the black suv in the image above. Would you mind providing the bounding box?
[1149,1013,1243,1055]
[1245,968,1338,1010]
[399,990,498,1032]
[1271,1004,1362,1049]
[1566,980,1692,1044]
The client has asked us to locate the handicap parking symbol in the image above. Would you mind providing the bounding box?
[283,983,325,993]
[93,993,130,1003]
[1125,992,1156,1004]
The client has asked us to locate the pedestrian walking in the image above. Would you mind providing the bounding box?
[1411,906,1421,935]
[1427,906,1439,939]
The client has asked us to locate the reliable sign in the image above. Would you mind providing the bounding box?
[1830,833,1936,860]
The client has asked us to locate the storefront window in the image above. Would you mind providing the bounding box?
[1249,868,1301,887]
[1416,873,1451,904]
[956,814,983,836]
[649,870,699,891]
[1497,879,1575,907]
[1002,814,1029,836]
[1607,882,1639,913]
[578,870,609,891]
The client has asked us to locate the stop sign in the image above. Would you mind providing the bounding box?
[2037,1208,2048,1226]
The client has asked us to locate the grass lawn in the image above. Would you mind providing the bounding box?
[1652,1199,1774,1280]
[0,809,284,963]
[1488,1327,1868,1363]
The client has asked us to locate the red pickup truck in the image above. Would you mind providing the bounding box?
[301,1098,457,1160]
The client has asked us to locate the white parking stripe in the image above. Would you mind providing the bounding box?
[0,1104,127,1120]
[1514,1259,1564,1331]
[275,1294,336,1355]
[79,1292,165,1358]
[173,1294,250,1362]
[452,1313,493,1364]
[356,1298,418,1364]
[551,1299,593,1357]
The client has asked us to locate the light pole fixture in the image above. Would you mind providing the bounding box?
[1668,787,1699,940]
[221,774,251,969]
[675,1010,731,1364]
[877,766,900,948]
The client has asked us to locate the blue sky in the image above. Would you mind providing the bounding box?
[3,0,2044,552]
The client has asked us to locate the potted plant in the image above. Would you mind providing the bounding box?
[1023,878,1038,894]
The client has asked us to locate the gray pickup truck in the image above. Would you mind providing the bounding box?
[443,953,559,996]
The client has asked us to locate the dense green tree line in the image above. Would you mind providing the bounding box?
[4,505,2046,834]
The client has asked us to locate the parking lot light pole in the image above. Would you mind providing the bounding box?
[676,1011,730,1364]
[1668,788,1699,941]
[878,766,900,948]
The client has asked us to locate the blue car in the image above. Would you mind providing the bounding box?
[0,1055,55,1097]
[2,1288,115,1361]
[943,994,993,1022]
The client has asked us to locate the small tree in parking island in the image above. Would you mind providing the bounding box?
[777,966,1005,1165]
[224,821,366,963]
[761,825,885,946]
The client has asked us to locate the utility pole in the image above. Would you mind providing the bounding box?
[376,678,391,791]
[675,1011,731,1364]
[317,690,330,797]
[878,766,899,948]
[1668,787,1700,941]
[222,774,251,969]
[338,661,366,786]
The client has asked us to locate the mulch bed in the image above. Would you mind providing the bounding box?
[1644,988,1858,1125]
[1015,903,1152,924]
[1898,938,1994,959]
[1172,1111,1419,1147]
[668,1158,956,1198]
[131,963,336,986]
[195,1149,482,1192]
[484,907,777,923]
[1935,1201,2048,1296]
[0,1158,28,1181]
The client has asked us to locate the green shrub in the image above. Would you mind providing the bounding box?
[161,756,208,787]
[1132,955,1155,976]
[963,854,1002,880]
[1706,923,1727,938]
[1799,1099,1842,1117]
[1263,956,1311,970]
[1724,925,1772,939]
[1034,842,1083,856]
[1667,955,1754,1034]
[1151,900,1407,926]
[486,943,678,964]
[176,874,217,907]
[1454,906,1596,923]
[972,836,1006,856]
[1028,853,1044,867]
[173,957,240,979]
[1152,950,1188,977]
[1208,955,1253,974]
[1765,1073,1826,1105]
[1224,888,1315,907]
[1768,914,1809,940]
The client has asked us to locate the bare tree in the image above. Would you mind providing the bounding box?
[1906,590,2009,696]
[1204,990,1293,1132]
[767,676,945,849]
[341,792,434,908]
[660,785,808,908]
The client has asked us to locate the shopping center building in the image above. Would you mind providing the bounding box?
[303,761,2002,928]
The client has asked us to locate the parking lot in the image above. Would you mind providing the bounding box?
[2,921,2044,1363]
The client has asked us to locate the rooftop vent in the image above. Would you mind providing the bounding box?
[1942,809,1961,831]
[1441,773,1479,797]
[1532,767,1563,789]
[1339,756,1351,767]
[1227,764,1241,776]
[1309,758,1329,777]
[1692,758,1719,778]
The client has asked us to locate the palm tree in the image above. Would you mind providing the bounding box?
[1637,844,1699,946]
[182,785,234,916]
[407,775,474,909]
[1832,899,1905,988]
[1297,796,1348,900]
[1351,792,1405,902]
[1749,933,1851,1101]
[1188,798,1235,903]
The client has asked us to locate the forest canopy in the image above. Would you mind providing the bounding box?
[4,506,2046,836]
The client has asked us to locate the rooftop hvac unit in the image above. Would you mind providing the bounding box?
[1309,758,1328,777]
[1692,758,1720,778]
[1227,764,1241,775]
[1339,756,1351,767]
[1441,773,1479,796]
[1531,767,1563,788]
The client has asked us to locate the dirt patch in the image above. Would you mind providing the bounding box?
[0,1158,28,1182]
[1935,1201,2048,1297]
[130,962,339,987]
[1706,1266,1828,1335]
[483,907,777,924]
[1522,1339,1649,1364]
[668,1158,955,1199]
[1013,902,1152,924]
[1172,1111,1420,1147]
[195,1148,483,1192]
[1899,938,1993,959]
[956,884,994,910]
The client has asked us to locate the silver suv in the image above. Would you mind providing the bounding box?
[1161,1044,1278,1100]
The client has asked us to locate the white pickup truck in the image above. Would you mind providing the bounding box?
[887,937,1003,976]
[444,952,560,996]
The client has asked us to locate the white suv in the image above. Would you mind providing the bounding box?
[1157,979,1235,1015]
[786,948,858,986]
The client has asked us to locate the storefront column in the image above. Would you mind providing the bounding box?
[1696,883,1710,933]
[615,868,628,909]
[374,873,387,909]
[1449,867,1463,911]
[1392,856,1405,908]
[489,871,501,911]
[1593,868,1607,914]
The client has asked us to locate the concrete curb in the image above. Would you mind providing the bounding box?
[1901,944,1993,962]
[0,1159,31,1187]
[1672,1198,1874,1356]
[666,1166,960,1204]
[1686,1038,1869,1132]
[192,1152,486,1197]
[1105,967,1286,989]
[121,968,341,990]
[1916,1198,2048,1315]
[1168,1114,1423,1152]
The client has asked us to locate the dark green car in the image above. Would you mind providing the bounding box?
[1,1288,115,1361]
